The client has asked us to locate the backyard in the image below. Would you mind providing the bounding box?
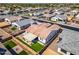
[11,26,17,31]
[3,40,16,49]
[3,40,29,55]
[31,42,44,52]
[16,36,44,52]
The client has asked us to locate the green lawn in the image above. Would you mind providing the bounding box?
[4,40,16,49]
[30,42,44,52]
[11,26,17,31]
[16,37,44,52]
[19,50,28,55]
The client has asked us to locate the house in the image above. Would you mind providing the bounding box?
[51,15,67,22]
[54,9,65,15]
[12,19,35,30]
[22,32,38,45]
[33,12,43,16]
[43,9,50,14]
[66,12,76,16]
[59,7,71,12]
[75,14,79,19]
[57,28,79,55]
[73,14,79,24]
[26,23,60,44]
[42,14,55,20]
[4,16,22,24]
[70,9,78,14]
[37,25,60,43]
[2,10,10,15]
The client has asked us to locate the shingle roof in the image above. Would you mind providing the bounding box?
[52,15,67,20]
[6,16,22,22]
[57,28,79,54]
[0,15,11,19]
[14,19,34,27]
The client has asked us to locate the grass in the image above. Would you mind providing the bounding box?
[11,26,17,31]
[4,40,16,49]
[19,50,28,55]
[31,42,44,52]
[16,37,44,52]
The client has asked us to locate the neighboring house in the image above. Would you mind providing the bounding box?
[43,9,50,14]
[70,9,78,14]
[28,12,33,16]
[12,19,35,30]
[26,23,60,44]
[22,32,38,45]
[42,14,55,20]
[74,14,79,24]
[51,15,67,22]
[66,12,76,16]
[54,9,65,15]
[57,28,79,55]
[75,14,79,19]
[2,10,10,15]
[33,12,43,16]
[4,16,22,24]
[59,7,71,12]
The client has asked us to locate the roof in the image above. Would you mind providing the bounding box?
[70,10,78,14]
[5,16,22,22]
[23,33,37,41]
[39,24,60,39]
[75,14,79,20]
[26,23,51,34]
[13,19,34,27]
[52,15,67,20]
[26,24,60,39]
[43,14,54,18]
[0,15,11,19]
[57,28,79,54]
[66,12,76,16]
[54,10,64,14]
